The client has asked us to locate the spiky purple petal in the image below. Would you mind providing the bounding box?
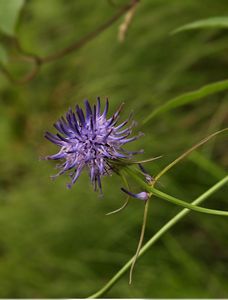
[45,98,142,192]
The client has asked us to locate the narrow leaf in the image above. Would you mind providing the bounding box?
[143,79,228,124]
[172,17,228,34]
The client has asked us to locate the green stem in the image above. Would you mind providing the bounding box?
[150,186,228,216]
[129,198,150,284]
[124,165,228,217]
[155,128,227,182]
[87,176,228,298]
[120,169,152,284]
[124,165,151,191]
[106,172,130,215]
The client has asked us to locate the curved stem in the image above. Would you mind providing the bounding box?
[1,0,139,84]
[155,128,228,182]
[124,165,151,190]
[87,175,228,298]
[41,0,139,63]
[129,198,150,284]
[130,155,163,164]
[106,172,130,215]
[150,186,228,216]
[106,198,129,215]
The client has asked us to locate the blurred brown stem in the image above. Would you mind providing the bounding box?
[0,0,139,84]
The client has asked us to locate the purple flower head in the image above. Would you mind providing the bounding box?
[45,97,143,193]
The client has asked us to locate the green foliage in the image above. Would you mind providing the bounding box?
[0,44,8,65]
[143,79,228,124]
[173,16,228,34]
[90,175,228,298]
[0,0,25,35]
[0,0,227,298]
[189,151,227,180]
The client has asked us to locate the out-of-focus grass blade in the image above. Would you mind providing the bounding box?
[143,79,228,124]
[189,151,227,180]
[172,17,228,34]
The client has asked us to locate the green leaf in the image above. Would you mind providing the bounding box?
[143,79,228,124]
[172,17,228,34]
[0,44,8,65]
[0,0,25,36]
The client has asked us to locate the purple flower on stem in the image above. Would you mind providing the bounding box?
[45,97,143,192]
[121,187,149,201]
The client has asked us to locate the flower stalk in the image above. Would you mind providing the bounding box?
[123,165,228,217]
[149,186,228,216]
[88,175,228,299]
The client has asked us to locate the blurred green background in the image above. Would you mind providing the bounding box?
[0,0,227,298]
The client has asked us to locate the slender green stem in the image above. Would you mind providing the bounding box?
[106,198,129,215]
[155,128,227,182]
[106,172,130,215]
[150,186,228,216]
[119,168,152,284]
[129,198,150,284]
[88,176,228,298]
[130,155,163,164]
[124,165,151,191]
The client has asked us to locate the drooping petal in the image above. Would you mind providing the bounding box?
[121,188,149,201]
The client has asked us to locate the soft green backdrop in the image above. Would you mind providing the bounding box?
[0,0,227,298]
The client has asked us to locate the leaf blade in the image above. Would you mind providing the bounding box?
[0,0,25,36]
[143,79,228,124]
[172,17,228,34]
